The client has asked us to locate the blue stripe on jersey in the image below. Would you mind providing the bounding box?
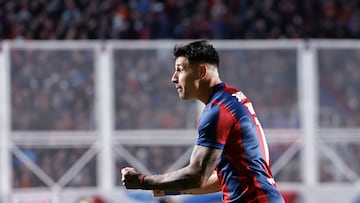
[197,104,225,150]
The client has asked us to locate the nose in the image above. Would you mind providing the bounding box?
[171,71,178,84]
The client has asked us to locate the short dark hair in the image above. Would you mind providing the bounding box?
[173,40,219,67]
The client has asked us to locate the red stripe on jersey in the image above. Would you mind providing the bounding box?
[213,101,254,201]
[216,168,231,202]
[213,101,234,145]
[253,176,271,203]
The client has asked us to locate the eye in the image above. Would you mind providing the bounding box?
[176,67,183,73]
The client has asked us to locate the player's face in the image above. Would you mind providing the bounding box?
[171,57,201,100]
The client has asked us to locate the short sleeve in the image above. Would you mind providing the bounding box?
[197,103,233,149]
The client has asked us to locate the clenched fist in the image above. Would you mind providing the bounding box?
[121,167,144,189]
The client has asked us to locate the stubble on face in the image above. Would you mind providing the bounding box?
[173,57,200,100]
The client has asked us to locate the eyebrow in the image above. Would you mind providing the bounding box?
[175,63,184,68]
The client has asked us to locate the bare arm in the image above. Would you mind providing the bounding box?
[121,145,222,191]
[181,170,221,194]
[152,171,220,196]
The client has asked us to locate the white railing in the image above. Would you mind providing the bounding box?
[0,40,359,203]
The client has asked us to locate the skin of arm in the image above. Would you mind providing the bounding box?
[152,171,220,196]
[121,145,222,192]
[181,170,221,194]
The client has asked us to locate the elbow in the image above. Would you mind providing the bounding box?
[192,174,206,188]
[184,173,204,189]
[185,167,208,189]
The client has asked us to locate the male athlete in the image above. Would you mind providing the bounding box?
[121,40,285,203]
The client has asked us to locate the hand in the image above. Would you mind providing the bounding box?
[121,167,143,189]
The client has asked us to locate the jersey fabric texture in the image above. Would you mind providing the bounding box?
[197,83,284,203]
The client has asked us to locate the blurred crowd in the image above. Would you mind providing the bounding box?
[219,49,300,128]
[317,48,360,182]
[319,142,360,183]
[1,0,360,40]
[113,49,198,129]
[115,145,189,186]
[11,49,95,130]
[10,45,360,188]
[318,49,360,127]
[13,148,96,188]
[6,0,360,195]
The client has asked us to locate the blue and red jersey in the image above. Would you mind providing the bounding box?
[197,83,284,203]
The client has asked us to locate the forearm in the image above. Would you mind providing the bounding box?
[152,171,221,196]
[143,166,203,191]
[181,171,220,194]
[122,146,222,192]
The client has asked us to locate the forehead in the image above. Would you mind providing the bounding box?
[175,56,189,67]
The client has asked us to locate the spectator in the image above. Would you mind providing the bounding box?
[318,49,360,127]
[113,49,198,129]
[11,49,95,130]
[6,0,359,192]
[2,0,360,40]
[13,148,97,188]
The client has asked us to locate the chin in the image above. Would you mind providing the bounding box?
[178,94,188,100]
[181,95,193,100]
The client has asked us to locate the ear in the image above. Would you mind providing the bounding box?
[199,64,207,78]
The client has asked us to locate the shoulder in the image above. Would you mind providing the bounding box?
[223,83,239,94]
[200,99,235,126]
[200,104,221,123]
[211,83,241,102]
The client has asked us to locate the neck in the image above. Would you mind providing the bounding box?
[198,77,222,104]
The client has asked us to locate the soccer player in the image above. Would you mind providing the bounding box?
[121,40,285,203]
